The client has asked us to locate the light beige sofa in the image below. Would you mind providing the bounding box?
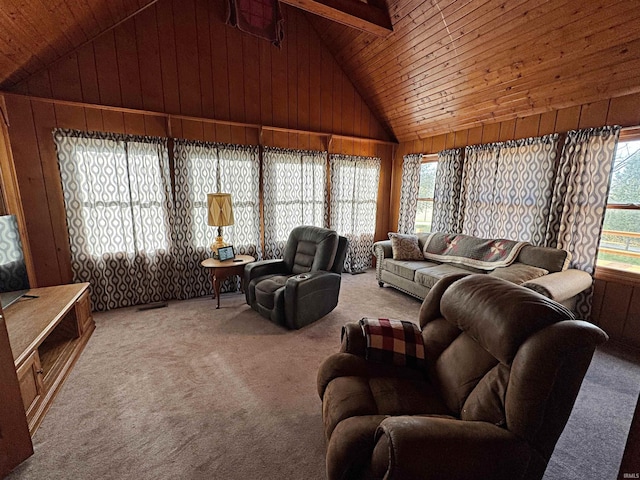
[374,233,593,311]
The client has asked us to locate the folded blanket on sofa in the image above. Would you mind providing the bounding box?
[359,318,425,369]
[423,232,528,270]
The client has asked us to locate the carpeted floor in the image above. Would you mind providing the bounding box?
[7,270,640,480]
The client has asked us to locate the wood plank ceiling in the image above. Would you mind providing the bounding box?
[0,0,157,87]
[1,0,639,143]
[308,0,640,141]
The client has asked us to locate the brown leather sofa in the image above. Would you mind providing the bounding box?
[317,274,608,480]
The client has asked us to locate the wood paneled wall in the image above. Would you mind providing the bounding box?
[593,269,640,349]
[0,0,155,86]
[8,0,390,142]
[3,94,393,288]
[1,0,395,288]
[391,92,640,348]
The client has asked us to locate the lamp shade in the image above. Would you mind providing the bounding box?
[207,193,234,227]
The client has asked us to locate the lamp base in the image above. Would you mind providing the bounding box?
[210,236,227,257]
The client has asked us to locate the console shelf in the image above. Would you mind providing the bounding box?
[5,283,94,435]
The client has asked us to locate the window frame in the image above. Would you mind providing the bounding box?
[595,127,640,282]
[414,153,438,234]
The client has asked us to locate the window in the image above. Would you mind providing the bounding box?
[60,135,173,257]
[55,131,177,310]
[262,148,326,258]
[459,137,558,242]
[597,136,640,273]
[173,141,261,256]
[330,154,381,273]
[414,155,438,233]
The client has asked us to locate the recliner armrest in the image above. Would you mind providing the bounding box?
[318,328,428,399]
[340,322,367,357]
[283,271,342,329]
[285,270,340,296]
[317,352,369,399]
[245,260,290,306]
[244,259,288,283]
[522,269,592,303]
[371,416,533,480]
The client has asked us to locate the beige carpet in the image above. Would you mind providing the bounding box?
[7,270,640,480]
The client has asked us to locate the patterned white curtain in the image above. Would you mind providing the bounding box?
[330,154,381,273]
[397,153,422,234]
[431,148,464,233]
[263,147,327,259]
[54,130,178,311]
[545,126,621,319]
[173,140,261,299]
[492,135,559,244]
[459,135,559,243]
[458,143,501,238]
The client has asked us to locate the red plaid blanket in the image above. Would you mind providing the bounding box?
[359,318,425,369]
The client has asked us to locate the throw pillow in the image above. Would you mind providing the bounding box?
[388,232,423,260]
[488,263,549,284]
[359,317,425,369]
[518,245,572,272]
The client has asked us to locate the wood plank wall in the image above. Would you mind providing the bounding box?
[391,92,640,348]
[3,95,393,290]
[9,0,389,142]
[1,0,395,289]
[592,269,640,350]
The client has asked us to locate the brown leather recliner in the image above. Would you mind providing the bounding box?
[317,274,608,480]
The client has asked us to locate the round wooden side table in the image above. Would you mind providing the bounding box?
[201,255,255,309]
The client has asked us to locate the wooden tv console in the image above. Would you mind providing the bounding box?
[5,283,94,434]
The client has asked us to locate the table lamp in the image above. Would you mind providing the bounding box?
[207,193,234,257]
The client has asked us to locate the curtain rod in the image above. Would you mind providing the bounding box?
[0,92,397,146]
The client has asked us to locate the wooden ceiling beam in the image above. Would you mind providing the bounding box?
[281,0,393,37]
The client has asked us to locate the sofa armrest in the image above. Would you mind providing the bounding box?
[370,416,532,480]
[522,269,592,303]
[373,240,393,259]
[373,240,393,282]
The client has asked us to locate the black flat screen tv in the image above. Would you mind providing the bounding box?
[0,215,30,309]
